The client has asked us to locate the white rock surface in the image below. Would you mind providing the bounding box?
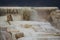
[0,7,60,40]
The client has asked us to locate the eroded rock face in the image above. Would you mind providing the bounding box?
[0,7,58,21]
[0,8,23,21]
[50,10,60,29]
[34,9,57,22]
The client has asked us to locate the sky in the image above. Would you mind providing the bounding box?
[0,0,60,8]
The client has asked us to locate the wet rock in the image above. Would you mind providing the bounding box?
[15,32,24,39]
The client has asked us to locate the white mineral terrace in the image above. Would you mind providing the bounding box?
[0,7,58,10]
[0,7,60,40]
[0,7,59,21]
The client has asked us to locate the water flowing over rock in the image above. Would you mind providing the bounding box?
[0,7,60,40]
